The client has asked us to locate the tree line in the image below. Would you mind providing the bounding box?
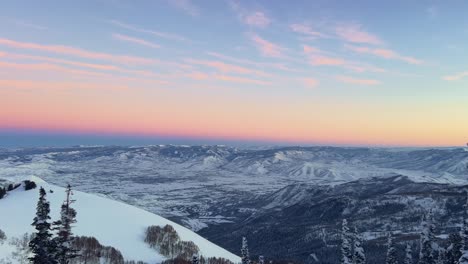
[336,194,468,264]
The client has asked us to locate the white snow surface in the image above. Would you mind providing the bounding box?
[0,177,240,263]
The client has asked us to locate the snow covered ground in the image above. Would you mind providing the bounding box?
[0,145,467,231]
[0,177,240,263]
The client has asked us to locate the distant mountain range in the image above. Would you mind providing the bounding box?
[1,145,467,263]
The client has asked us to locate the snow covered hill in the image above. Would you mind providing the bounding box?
[1,145,467,232]
[0,177,240,263]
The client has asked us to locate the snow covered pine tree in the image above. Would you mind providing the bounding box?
[29,187,58,264]
[352,227,365,264]
[459,193,468,264]
[241,237,250,264]
[340,219,353,264]
[258,255,264,264]
[404,243,413,264]
[445,233,462,264]
[192,254,199,264]
[385,233,398,264]
[419,211,436,264]
[53,184,78,264]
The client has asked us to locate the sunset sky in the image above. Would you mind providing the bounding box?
[0,0,467,147]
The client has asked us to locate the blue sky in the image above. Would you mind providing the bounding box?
[0,0,467,147]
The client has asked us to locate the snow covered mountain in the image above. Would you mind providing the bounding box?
[0,145,467,230]
[1,145,467,263]
[200,175,468,263]
[0,177,240,263]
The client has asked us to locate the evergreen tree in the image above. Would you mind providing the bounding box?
[352,227,365,264]
[436,249,445,264]
[192,254,199,264]
[0,187,5,199]
[385,233,398,264]
[258,255,264,264]
[340,219,353,264]
[241,237,250,264]
[404,243,413,264]
[419,211,436,264]
[29,187,57,264]
[459,193,468,264]
[445,233,462,264]
[53,184,78,264]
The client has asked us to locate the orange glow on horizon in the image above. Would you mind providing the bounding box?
[1,79,467,147]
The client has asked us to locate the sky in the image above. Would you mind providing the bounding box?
[0,0,467,147]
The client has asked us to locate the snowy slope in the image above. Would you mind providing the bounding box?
[0,177,240,263]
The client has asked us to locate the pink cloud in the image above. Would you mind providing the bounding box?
[302,46,385,73]
[443,71,468,81]
[336,23,382,45]
[345,44,423,64]
[0,38,155,65]
[310,56,346,66]
[206,52,298,72]
[303,45,322,54]
[345,64,386,73]
[0,79,130,91]
[244,12,271,28]
[214,74,270,85]
[336,75,381,85]
[186,58,270,77]
[186,72,209,80]
[112,33,161,49]
[0,55,178,86]
[4,52,119,71]
[0,61,109,77]
[290,24,325,38]
[304,78,319,88]
[250,34,284,58]
[206,52,261,66]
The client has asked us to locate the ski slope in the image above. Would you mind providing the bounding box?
[0,177,240,263]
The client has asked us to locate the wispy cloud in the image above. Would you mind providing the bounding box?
[112,33,161,49]
[336,75,381,85]
[290,24,326,38]
[169,0,200,16]
[108,20,188,42]
[0,38,156,65]
[185,71,209,80]
[0,51,186,82]
[443,71,468,81]
[336,23,382,45]
[186,58,270,77]
[2,52,119,71]
[206,51,299,72]
[214,74,270,85]
[243,12,271,28]
[345,44,423,64]
[0,79,131,91]
[207,52,261,66]
[310,56,345,66]
[0,61,109,78]
[12,19,48,31]
[303,45,384,72]
[303,45,322,54]
[303,78,319,88]
[229,1,271,29]
[250,33,284,58]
